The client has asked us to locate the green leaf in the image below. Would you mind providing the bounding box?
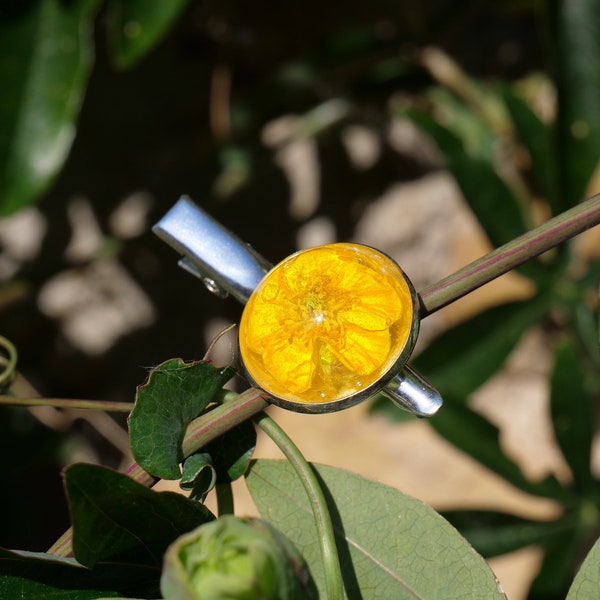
[429,401,564,500]
[405,108,529,248]
[0,0,99,216]
[246,460,506,599]
[203,417,257,483]
[181,418,256,502]
[443,510,574,557]
[65,462,214,569]
[426,87,498,160]
[181,453,217,502]
[413,297,549,399]
[572,298,600,374]
[107,0,190,70]
[129,359,235,479]
[548,0,600,208]
[567,535,600,599]
[0,548,160,599]
[529,528,587,600]
[550,338,594,493]
[499,85,559,213]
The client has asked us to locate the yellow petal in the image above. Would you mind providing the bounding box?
[340,307,389,331]
[262,335,316,394]
[243,277,301,352]
[332,325,391,375]
[349,273,403,317]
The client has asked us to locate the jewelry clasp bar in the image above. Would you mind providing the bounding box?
[152,196,271,304]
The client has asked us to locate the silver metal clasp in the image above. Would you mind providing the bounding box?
[154,197,442,418]
[153,196,271,304]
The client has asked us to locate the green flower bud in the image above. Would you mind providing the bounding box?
[160,516,317,600]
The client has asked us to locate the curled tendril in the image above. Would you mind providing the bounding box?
[0,336,18,393]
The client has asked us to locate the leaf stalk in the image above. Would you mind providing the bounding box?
[0,396,134,412]
[253,412,345,600]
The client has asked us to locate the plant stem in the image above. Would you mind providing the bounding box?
[419,193,600,315]
[215,483,235,516]
[0,396,134,412]
[124,461,156,487]
[47,531,73,558]
[253,412,345,600]
[181,388,269,457]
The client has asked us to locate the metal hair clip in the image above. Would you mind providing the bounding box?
[154,196,442,417]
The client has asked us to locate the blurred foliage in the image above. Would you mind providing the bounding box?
[0,0,100,216]
[1,0,600,598]
[369,2,600,598]
[0,0,548,216]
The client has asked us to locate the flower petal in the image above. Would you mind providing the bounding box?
[330,325,391,375]
[282,252,343,296]
[340,308,389,331]
[262,335,316,394]
[244,277,300,352]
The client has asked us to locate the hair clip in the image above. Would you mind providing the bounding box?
[154,196,442,417]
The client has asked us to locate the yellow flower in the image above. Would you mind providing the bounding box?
[239,243,415,404]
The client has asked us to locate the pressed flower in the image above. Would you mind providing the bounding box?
[240,243,416,404]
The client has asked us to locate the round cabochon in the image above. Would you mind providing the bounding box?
[239,243,418,409]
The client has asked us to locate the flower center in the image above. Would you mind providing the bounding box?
[305,292,327,325]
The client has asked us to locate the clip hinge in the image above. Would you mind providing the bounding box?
[153,196,271,304]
